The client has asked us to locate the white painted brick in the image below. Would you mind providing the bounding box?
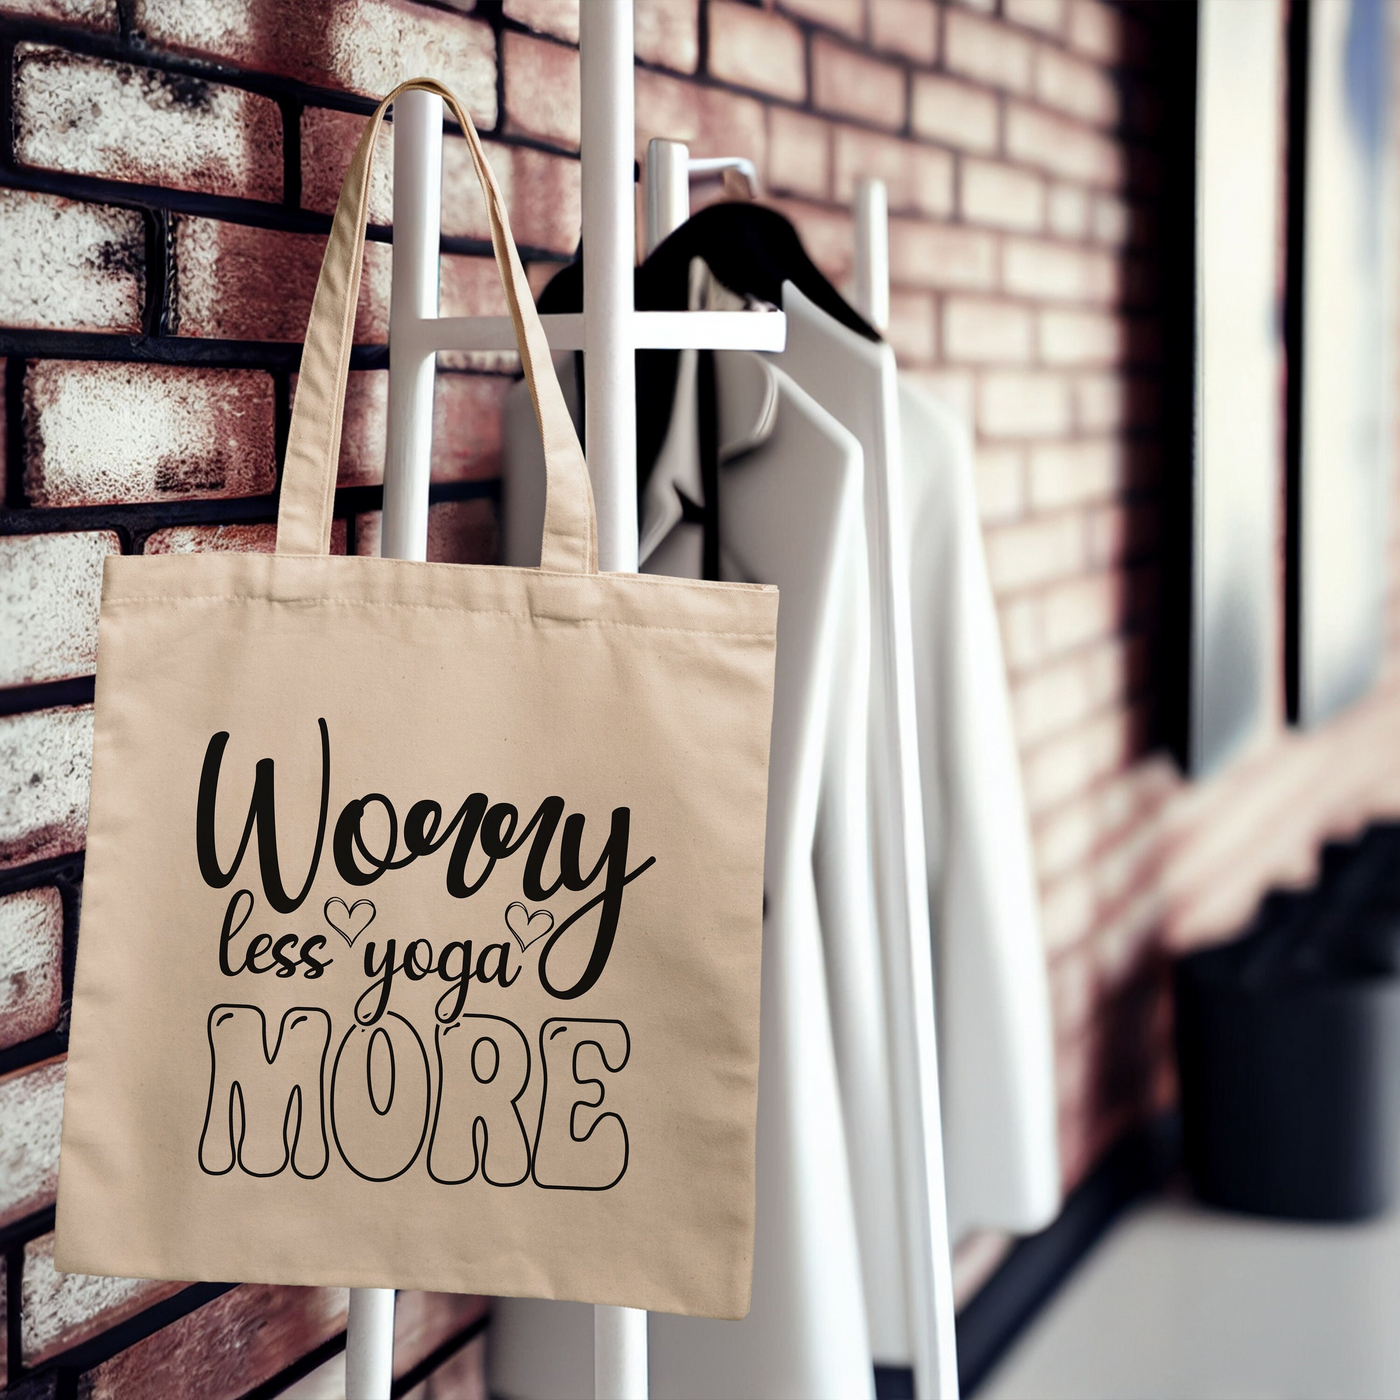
[984,511,1085,592]
[24,363,275,508]
[974,444,1025,522]
[14,44,281,201]
[0,191,143,334]
[0,1060,64,1230]
[1047,182,1091,238]
[0,533,120,688]
[889,219,998,290]
[943,296,1034,363]
[0,889,63,1052]
[0,708,93,870]
[978,370,1074,436]
[22,1231,178,1365]
[132,0,497,123]
[1029,439,1122,508]
[961,158,1045,232]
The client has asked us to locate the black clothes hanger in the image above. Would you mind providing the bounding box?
[536,203,880,578]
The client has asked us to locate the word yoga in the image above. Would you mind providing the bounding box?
[194,722,653,1191]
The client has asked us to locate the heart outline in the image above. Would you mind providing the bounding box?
[324,897,376,947]
[505,901,554,953]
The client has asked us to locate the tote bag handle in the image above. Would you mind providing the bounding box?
[276,78,598,575]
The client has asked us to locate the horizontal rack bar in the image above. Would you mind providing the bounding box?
[399,310,787,353]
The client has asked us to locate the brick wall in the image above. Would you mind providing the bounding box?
[2,0,1399,1391]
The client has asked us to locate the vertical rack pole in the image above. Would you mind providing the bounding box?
[382,88,444,564]
[645,138,690,255]
[580,0,640,576]
[853,178,890,333]
[580,3,646,1393]
[344,86,443,1400]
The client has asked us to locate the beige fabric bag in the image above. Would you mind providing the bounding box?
[54,79,776,1320]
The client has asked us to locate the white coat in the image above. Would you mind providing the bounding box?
[492,341,877,1400]
[899,383,1060,1239]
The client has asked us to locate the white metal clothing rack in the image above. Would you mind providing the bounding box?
[345,4,782,1397]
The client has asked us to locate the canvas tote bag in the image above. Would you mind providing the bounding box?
[54,78,777,1320]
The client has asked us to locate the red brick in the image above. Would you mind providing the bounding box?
[355,498,497,564]
[709,2,806,102]
[296,369,510,487]
[961,157,1045,231]
[13,45,281,201]
[767,199,855,285]
[833,128,952,216]
[0,0,114,25]
[1005,101,1124,185]
[779,0,864,35]
[869,0,939,64]
[978,369,1074,437]
[888,219,996,290]
[503,30,580,150]
[811,37,906,131]
[973,444,1025,522]
[1002,236,1118,303]
[885,290,937,363]
[944,9,1034,92]
[1035,43,1120,127]
[302,109,582,256]
[300,107,395,226]
[144,522,347,554]
[0,190,144,333]
[172,218,390,342]
[393,1291,489,1376]
[25,362,275,507]
[942,296,1033,363]
[22,1232,182,1366]
[0,889,63,1052]
[1067,0,1124,62]
[984,510,1084,592]
[80,1283,347,1399]
[504,0,577,42]
[635,0,700,73]
[131,0,497,122]
[1047,181,1091,238]
[634,69,767,175]
[767,108,831,201]
[1039,308,1125,365]
[0,1059,65,1228]
[402,1333,485,1399]
[1004,0,1067,36]
[0,532,120,687]
[910,73,998,153]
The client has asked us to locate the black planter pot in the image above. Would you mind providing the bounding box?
[1175,947,1400,1221]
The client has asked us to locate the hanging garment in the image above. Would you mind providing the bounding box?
[495,335,877,1399]
[522,235,957,1390]
[771,283,956,1389]
[899,383,1060,1238]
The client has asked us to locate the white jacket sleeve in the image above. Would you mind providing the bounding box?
[900,382,1062,1238]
